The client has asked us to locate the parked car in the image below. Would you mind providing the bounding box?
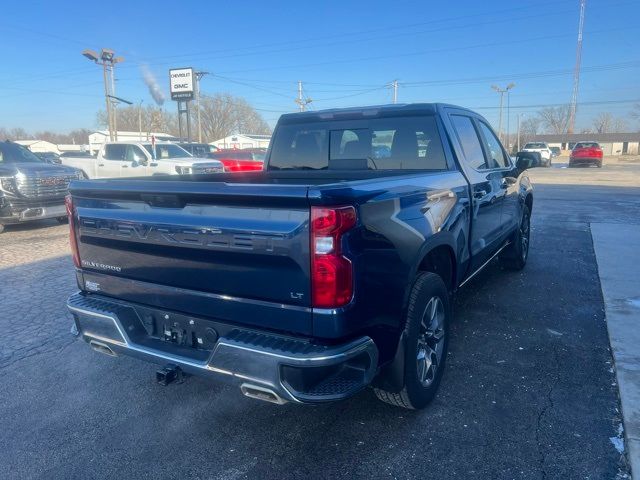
[0,141,82,233]
[34,151,61,164]
[176,142,218,158]
[549,146,561,157]
[570,141,603,168]
[522,142,552,167]
[210,148,266,172]
[59,142,224,178]
[66,103,535,409]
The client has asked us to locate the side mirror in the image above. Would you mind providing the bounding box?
[515,152,541,170]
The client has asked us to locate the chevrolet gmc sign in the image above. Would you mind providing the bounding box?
[169,68,194,100]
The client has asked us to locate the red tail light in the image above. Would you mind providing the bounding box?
[311,206,356,308]
[65,195,81,268]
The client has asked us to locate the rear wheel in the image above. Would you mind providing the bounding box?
[56,216,68,224]
[500,204,530,270]
[374,272,450,409]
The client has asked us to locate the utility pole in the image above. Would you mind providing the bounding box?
[491,83,515,144]
[109,65,118,140]
[391,80,398,104]
[82,48,124,142]
[295,81,312,111]
[101,61,113,141]
[568,0,586,134]
[194,71,209,143]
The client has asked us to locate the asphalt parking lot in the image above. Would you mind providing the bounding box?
[1,161,639,479]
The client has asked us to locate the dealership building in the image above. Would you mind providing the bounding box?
[529,133,640,155]
[211,134,271,150]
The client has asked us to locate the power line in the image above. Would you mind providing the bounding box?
[126,0,581,66]
[210,25,638,77]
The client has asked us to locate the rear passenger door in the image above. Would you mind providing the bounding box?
[447,111,506,271]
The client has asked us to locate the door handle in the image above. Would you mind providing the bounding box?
[150,163,158,167]
[473,190,487,199]
[98,163,104,167]
[122,165,129,168]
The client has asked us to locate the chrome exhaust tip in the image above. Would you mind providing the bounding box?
[240,383,287,405]
[89,339,117,357]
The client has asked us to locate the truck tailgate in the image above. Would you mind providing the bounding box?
[70,179,313,334]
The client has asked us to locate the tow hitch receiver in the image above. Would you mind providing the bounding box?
[156,364,183,386]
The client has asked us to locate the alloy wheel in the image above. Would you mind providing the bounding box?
[416,296,446,387]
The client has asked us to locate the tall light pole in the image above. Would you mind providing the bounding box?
[82,48,124,142]
[491,83,515,144]
[194,71,209,143]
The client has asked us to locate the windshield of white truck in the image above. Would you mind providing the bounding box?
[0,142,45,164]
[142,144,192,160]
[268,116,447,170]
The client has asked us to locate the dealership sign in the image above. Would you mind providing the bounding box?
[169,68,194,100]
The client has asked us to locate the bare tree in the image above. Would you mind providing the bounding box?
[96,106,179,137]
[612,117,628,133]
[197,93,271,142]
[538,106,570,134]
[34,129,93,144]
[592,112,628,133]
[517,117,542,147]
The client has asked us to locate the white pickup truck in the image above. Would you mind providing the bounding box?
[60,142,224,179]
[521,142,552,167]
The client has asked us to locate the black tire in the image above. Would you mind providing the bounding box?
[499,204,531,270]
[56,216,68,224]
[374,272,450,409]
[0,223,4,234]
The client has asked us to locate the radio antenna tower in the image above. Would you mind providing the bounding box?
[568,0,586,134]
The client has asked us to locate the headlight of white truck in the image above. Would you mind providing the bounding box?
[175,166,192,175]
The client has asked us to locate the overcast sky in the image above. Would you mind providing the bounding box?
[1,0,638,133]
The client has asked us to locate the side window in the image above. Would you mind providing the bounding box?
[450,115,487,170]
[125,145,146,162]
[477,122,509,168]
[103,144,126,161]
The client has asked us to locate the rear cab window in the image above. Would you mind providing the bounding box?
[268,115,448,171]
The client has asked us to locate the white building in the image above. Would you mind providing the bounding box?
[530,133,640,156]
[14,140,60,153]
[211,134,271,150]
[88,130,176,154]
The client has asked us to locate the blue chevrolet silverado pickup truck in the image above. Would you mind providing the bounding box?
[66,103,536,409]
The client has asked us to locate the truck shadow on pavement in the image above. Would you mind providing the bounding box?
[0,185,631,479]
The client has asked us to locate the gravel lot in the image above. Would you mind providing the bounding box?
[1,162,639,479]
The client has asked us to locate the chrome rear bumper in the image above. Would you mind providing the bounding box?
[67,292,378,404]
